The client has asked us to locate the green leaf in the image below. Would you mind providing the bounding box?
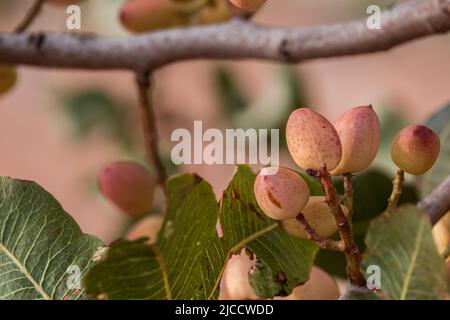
[421,121,450,197]
[419,103,450,197]
[85,166,318,299]
[371,105,407,172]
[363,205,446,300]
[425,103,450,135]
[0,177,103,300]
[84,239,166,299]
[214,66,248,117]
[86,173,218,300]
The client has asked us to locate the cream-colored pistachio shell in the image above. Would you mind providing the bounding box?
[331,105,380,175]
[286,108,342,171]
[254,166,310,221]
[125,215,164,245]
[275,267,340,300]
[220,249,261,300]
[280,196,349,239]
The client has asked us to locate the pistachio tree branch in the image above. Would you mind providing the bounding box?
[1,0,450,71]
[136,72,167,185]
[418,175,450,226]
[14,0,45,33]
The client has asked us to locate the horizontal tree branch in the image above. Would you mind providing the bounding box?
[0,0,450,71]
[418,175,450,226]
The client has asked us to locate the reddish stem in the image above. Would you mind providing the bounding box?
[309,165,366,287]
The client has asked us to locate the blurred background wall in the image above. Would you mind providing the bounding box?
[1,0,449,243]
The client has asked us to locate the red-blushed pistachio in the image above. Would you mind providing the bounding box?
[228,0,267,11]
[254,166,310,221]
[286,108,342,171]
[275,267,340,300]
[220,248,261,300]
[125,215,164,244]
[198,0,231,25]
[280,196,349,239]
[119,0,190,33]
[0,65,17,97]
[331,105,380,175]
[391,125,440,175]
[98,161,155,217]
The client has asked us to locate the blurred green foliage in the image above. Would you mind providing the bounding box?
[421,103,450,197]
[61,89,135,151]
[372,106,408,173]
[214,65,307,149]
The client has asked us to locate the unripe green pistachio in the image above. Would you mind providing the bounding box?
[286,108,342,171]
[0,65,17,97]
[331,105,380,175]
[280,196,348,239]
[254,166,310,221]
[98,161,155,217]
[220,249,261,300]
[228,0,267,11]
[125,215,164,244]
[275,267,340,300]
[119,0,190,33]
[391,125,440,175]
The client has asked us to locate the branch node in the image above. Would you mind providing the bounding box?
[318,163,366,287]
[306,168,321,178]
[296,212,344,252]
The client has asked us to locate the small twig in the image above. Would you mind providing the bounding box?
[296,213,345,251]
[136,71,167,186]
[387,169,405,211]
[309,165,367,287]
[342,173,354,221]
[14,0,45,33]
